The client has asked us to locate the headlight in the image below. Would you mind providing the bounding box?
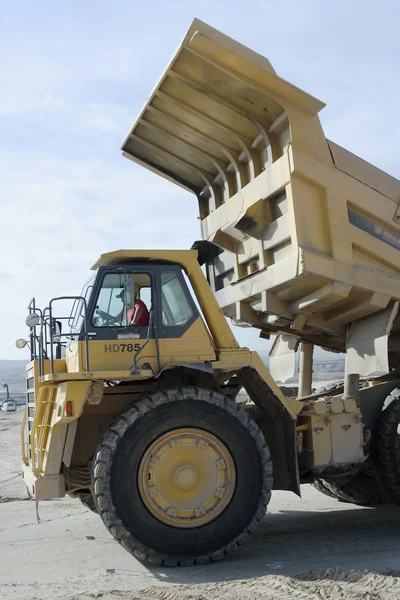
[15,338,27,349]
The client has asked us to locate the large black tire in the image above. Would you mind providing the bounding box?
[311,381,344,398]
[373,394,400,505]
[313,471,389,506]
[92,387,272,566]
[312,478,343,501]
[79,493,97,513]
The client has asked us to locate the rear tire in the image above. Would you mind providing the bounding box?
[373,394,400,505]
[79,493,97,513]
[92,387,272,566]
[313,478,344,501]
[313,471,389,506]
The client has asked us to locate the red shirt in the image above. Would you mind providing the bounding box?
[127,299,150,327]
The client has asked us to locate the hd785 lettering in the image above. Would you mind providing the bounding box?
[104,343,141,353]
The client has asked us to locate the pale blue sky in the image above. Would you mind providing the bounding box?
[1,0,399,359]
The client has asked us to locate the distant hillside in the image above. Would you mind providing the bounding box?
[0,360,28,370]
[0,360,27,396]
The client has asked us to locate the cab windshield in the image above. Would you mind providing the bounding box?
[92,272,151,328]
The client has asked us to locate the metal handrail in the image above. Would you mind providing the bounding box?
[33,294,159,378]
[132,310,155,374]
[46,296,89,375]
[27,298,44,369]
[38,315,46,378]
[21,404,29,465]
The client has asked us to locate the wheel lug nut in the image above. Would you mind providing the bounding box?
[194,507,206,517]
[198,438,209,449]
[148,486,158,498]
[215,487,225,499]
[216,458,226,469]
[166,506,178,517]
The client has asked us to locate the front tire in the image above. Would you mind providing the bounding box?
[92,387,272,566]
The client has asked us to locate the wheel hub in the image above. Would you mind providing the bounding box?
[138,428,236,528]
[174,465,198,489]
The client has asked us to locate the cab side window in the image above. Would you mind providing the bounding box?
[161,272,193,326]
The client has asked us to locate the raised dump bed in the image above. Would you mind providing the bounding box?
[122,19,400,369]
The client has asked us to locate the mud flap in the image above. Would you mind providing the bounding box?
[238,364,301,496]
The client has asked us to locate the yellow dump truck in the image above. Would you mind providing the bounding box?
[18,20,400,566]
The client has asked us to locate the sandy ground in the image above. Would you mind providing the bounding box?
[1,411,400,599]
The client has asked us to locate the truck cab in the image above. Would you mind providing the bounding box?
[23,250,222,381]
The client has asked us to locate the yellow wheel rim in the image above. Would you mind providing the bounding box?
[138,428,236,528]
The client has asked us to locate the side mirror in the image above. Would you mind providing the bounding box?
[25,313,40,328]
[15,338,27,349]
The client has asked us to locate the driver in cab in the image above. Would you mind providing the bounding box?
[116,282,150,327]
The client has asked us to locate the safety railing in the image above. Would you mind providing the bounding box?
[28,294,157,378]
[47,296,90,375]
[21,403,29,465]
[26,296,90,378]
